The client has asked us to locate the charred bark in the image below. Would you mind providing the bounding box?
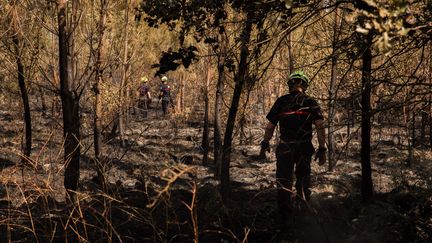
[94,0,108,190]
[10,3,32,164]
[220,11,253,198]
[58,0,81,200]
[360,32,374,201]
[214,34,227,179]
[328,7,341,171]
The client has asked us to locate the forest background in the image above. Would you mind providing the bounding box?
[0,0,431,242]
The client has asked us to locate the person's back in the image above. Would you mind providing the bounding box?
[139,83,150,99]
[158,76,174,115]
[267,91,322,142]
[259,70,327,229]
[159,83,171,101]
[137,76,152,117]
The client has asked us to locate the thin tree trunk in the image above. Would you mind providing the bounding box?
[214,34,227,179]
[429,98,432,150]
[420,110,426,146]
[10,2,32,164]
[220,11,253,198]
[411,110,416,148]
[119,0,130,147]
[328,7,340,171]
[94,0,108,189]
[58,0,81,201]
[360,32,374,201]
[287,32,294,73]
[177,74,184,113]
[202,57,212,165]
[38,86,47,116]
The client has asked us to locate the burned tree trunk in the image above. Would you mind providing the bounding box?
[328,7,341,171]
[360,32,374,201]
[214,34,227,179]
[202,56,212,165]
[93,0,108,189]
[220,11,253,197]
[10,1,32,164]
[58,0,81,200]
[119,0,130,147]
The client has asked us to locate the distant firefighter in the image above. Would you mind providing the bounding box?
[137,76,152,118]
[158,76,174,115]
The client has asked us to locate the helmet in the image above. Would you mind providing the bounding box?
[141,76,148,83]
[161,76,168,82]
[288,70,310,88]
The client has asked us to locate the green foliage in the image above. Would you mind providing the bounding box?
[348,0,431,53]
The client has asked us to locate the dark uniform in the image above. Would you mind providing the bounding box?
[138,83,151,117]
[266,91,323,215]
[159,83,173,115]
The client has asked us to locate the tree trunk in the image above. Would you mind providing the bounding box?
[10,2,32,164]
[94,0,108,189]
[38,86,47,116]
[328,7,340,171]
[202,57,212,165]
[177,73,184,113]
[220,11,253,198]
[119,0,130,147]
[58,0,81,201]
[420,110,427,146]
[214,34,227,179]
[411,110,416,148]
[360,32,374,201]
[287,32,294,73]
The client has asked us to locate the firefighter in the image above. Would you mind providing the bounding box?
[158,76,174,115]
[137,76,152,118]
[259,70,327,225]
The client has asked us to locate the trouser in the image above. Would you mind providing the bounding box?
[161,100,170,115]
[275,141,314,216]
[138,98,149,117]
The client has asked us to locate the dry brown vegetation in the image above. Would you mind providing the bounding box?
[1,0,432,242]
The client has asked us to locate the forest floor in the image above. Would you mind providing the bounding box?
[0,107,432,243]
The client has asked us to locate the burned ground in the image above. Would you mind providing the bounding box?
[0,108,431,243]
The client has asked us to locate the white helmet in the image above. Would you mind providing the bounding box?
[161,76,168,82]
[141,76,148,82]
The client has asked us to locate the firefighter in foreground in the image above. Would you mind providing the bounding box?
[259,70,327,225]
[158,76,175,115]
[137,76,152,118]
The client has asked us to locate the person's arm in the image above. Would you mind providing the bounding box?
[259,121,276,158]
[315,119,326,148]
[314,119,327,165]
[263,121,276,143]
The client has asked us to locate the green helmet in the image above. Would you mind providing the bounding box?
[288,70,310,88]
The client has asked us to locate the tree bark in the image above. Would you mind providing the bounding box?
[328,7,340,171]
[58,0,81,201]
[119,0,130,147]
[220,11,253,198]
[94,0,108,189]
[10,1,32,164]
[214,40,226,179]
[411,110,416,148]
[360,32,374,201]
[202,57,212,165]
[420,110,427,146]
